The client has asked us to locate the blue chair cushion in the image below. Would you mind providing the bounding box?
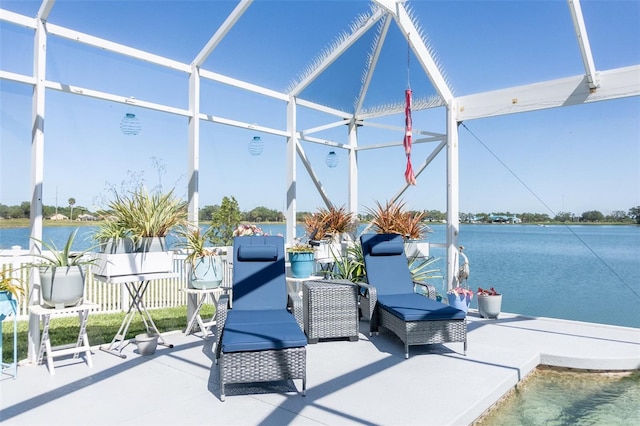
[237,244,278,261]
[370,240,404,256]
[221,321,307,353]
[232,236,287,310]
[226,309,297,325]
[377,293,466,321]
[361,234,414,296]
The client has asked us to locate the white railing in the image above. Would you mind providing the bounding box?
[0,250,234,320]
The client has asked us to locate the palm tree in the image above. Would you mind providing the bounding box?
[68,197,76,221]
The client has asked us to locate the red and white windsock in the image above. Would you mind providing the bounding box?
[403,89,416,185]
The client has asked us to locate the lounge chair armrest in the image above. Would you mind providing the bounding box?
[288,291,304,331]
[356,281,377,321]
[215,294,230,359]
[356,281,374,298]
[413,280,437,300]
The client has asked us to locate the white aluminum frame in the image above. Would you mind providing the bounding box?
[1,1,638,361]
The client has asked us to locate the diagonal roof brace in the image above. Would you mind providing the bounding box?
[568,0,599,90]
[375,0,454,106]
[192,0,252,67]
[37,0,55,21]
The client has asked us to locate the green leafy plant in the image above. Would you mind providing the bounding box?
[174,224,219,266]
[93,216,132,241]
[30,229,97,268]
[208,196,242,246]
[408,255,442,283]
[328,243,366,282]
[107,186,187,240]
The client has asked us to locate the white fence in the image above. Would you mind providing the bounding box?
[0,250,234,320]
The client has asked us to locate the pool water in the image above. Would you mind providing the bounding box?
[474,368,640,425]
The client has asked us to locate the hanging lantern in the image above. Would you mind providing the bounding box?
[120,113,142,136]
[326,151,338,168]
[248,136,263,156]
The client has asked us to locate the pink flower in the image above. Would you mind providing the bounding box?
[232,224,268,237]
[449,286,474,299]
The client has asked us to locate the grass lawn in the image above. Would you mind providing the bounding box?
[1,305,214,363]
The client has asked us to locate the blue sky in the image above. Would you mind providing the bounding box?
[1,0,638,217]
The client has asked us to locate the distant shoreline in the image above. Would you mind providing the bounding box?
[0,218,635,229]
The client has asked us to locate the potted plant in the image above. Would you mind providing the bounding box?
[107,185,187,252]
[1,268,25,321]
[0,269,25,301]
[447,287,474,314]
[327,243,366,282]
[366,200,431,258]
[30,229,96,309]
[477,287,502,319]
[304,205,355,260]
[287,243,315,279]
[175,225,223,289]
[92,217,134,254]
[92,186,187,278]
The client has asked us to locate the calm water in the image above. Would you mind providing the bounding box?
[476,368,640,425]
[1,223,639,328]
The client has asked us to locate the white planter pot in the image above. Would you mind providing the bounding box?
[135,333,158,355]
[404,241,429,258]
[99,238,135,254]
[38,265,86,309]
[91,251,174,279]
[477,294,502,319]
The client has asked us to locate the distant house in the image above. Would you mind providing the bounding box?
[50,213,68,220]
[76,214,97,221]
[488,214,521,224]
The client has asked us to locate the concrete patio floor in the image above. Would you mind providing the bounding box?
[1,310,638,426]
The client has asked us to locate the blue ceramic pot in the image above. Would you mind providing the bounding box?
[288,252,314,278]
[447,292,471,314]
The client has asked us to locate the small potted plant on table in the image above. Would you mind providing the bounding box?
[92,185,187,278]
[175,225,223,289]
[287,243,316,279]
[0,269,25,311]
[304,205,355,260]
[30,229,96,309]
[447,287,474,314]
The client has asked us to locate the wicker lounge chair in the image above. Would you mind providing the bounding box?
[360,233,467,359]
[214,236,307,401]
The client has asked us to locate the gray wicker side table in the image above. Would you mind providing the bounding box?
[303,279,359,344]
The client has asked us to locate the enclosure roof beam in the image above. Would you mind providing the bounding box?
[199,69,289,101]
[380,0,454,105]
[289,7,385,96]
[45,22,192,73]
[355,14,392,115]
[0,9,37,28]
[37,0,55,21]
[456,65,640,121]
[568,0,599,89]
[192,0,252,67]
